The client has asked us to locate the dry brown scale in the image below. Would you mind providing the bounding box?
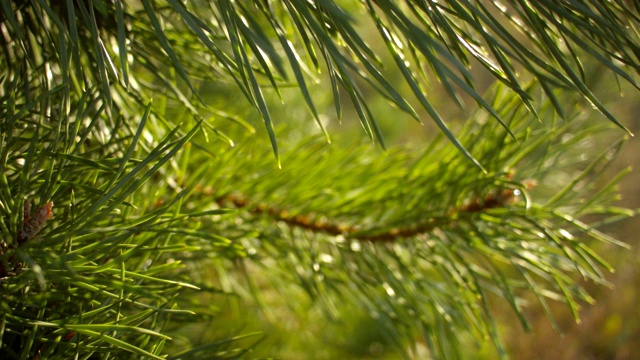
[1,201,54,278]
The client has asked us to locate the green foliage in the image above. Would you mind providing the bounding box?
[0,1,637,359]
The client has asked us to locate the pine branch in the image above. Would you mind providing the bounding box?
[180,83,632,358]
[1,1,637,358]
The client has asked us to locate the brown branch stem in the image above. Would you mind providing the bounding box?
[207,183,532,243]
